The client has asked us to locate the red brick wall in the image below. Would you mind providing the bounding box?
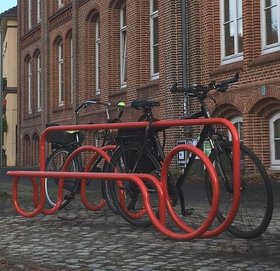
[187,0,280,170]
[17,0,187,166]
[18,0,280,170]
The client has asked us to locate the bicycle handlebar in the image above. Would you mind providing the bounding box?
[75,99,99,114]
[170,72,239,95]
[75,100,126,121]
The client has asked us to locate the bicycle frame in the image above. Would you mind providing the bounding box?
[175,96,235,216]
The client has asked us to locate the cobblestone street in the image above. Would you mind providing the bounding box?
[0,169,279,271]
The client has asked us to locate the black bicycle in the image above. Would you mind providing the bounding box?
[44,100,125,210]
[170,73,273,239]
[106,100,179,227]
[107,73,273,239]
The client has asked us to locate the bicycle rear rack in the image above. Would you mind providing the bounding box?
[7,118,240,240]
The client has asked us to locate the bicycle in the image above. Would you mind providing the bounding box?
[107,73,273,239]
[170,73,273,239]
[106,100,180,227]
[44,100,125,210]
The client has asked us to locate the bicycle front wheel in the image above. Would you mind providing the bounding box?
[45,148,81,208]
[205,141,273,239]
[108,143,162,227]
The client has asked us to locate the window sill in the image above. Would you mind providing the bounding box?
[210,61,243,77]
[136,79,159,92]
[268,166,280,171]
[109,87,127,98]
[248,50,280,67]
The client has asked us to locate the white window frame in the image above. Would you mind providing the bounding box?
[37,55,42,112]
[96,19,101,94]
[120,4,127,88]
[150,0,159,79]
[58,0,64,8]
[261,0,280,54]
[228,116,243,141]
[28,60,32,114]
[58,41,64,106]
[37,0,41,23]
[220,0,243,64]
[28,0,32,29]
[269,113,280,169]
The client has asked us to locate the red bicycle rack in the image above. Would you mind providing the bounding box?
[7,118,240,240]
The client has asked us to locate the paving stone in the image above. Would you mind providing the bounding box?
[1,175,280,270]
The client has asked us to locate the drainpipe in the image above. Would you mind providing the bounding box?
[181,0,188,115]
[72,0,79,124]
[181,0,192,138]
[41,0,49,128]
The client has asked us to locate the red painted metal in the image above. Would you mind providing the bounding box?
[8,117,240,240]
[8,171,169,236]
[12,176,40,217]
[8,152,219,241]
[161,144,220,239]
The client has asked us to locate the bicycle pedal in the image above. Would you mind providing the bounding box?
[64,195,74,200]
[183,208,194,217]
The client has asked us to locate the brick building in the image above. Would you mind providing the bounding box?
[186,0,280,173]
[17,0,280,173]
[17,0,186,166]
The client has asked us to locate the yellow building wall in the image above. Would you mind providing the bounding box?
[2,19,17,166]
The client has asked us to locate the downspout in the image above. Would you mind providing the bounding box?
[41,0,49,128]
[182,0,193,138]
[72,0,79,124]
[182,0,188,116]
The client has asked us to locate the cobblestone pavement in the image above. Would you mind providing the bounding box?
[0,168,280,271]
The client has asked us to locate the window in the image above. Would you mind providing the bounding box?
[261,0,280,53]
[229,116,243,141]
[58,0,64,8]
[220,0,243,64]
[96,19,101,94]
[58,41,64,106]
[37,0,41,23]
[120,3,127,87]
[269,113,280,168]
[36,54,42,111]
[28,60,32,114]
[28,0,32,29]
[150,0,159,79]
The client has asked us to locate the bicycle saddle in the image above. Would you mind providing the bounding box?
[131,100,160,110]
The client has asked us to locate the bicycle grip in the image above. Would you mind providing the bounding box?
[220,72,239,86]
[75,103,85,113]
[170,83,186,93]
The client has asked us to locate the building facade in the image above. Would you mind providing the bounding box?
[17,0,186,166]
[187,0,280,173]
[0,6,18,166]
[17,0,280,173]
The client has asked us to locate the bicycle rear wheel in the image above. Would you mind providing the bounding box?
[205,141,273,239]
[45,148,81,208]
[108,143,162,227]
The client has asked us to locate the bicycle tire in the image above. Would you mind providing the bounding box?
[107,143,162,227]
[205,141,273,239]
[45,147,81,208]
[101,163,119,214]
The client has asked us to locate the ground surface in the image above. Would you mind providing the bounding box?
[0,168,279,270]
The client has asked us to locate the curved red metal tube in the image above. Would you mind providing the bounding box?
[161,144,220,239]
[12,176,40,218]
[8,117,240,240]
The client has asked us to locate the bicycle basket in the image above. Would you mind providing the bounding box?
[45,123,84,146]
[116,128,146,145]
[117,146,158,173]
